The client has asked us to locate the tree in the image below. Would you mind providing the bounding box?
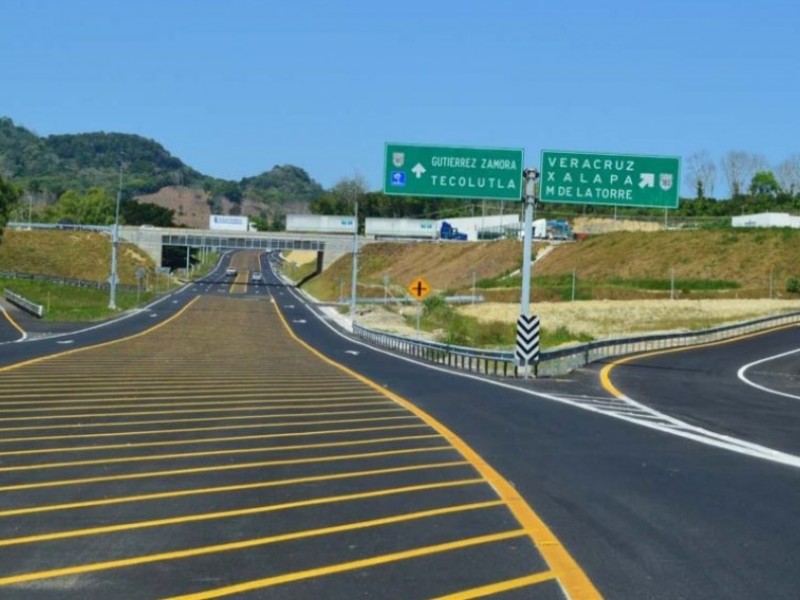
[684,151,717,199]
[721,151,767,197]
[120,201,175,227]
[0,174,21,244]
[45,187,115,225]
[749,171,781,198]
[775,154,800,196]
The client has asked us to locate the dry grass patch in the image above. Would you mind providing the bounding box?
[284,251,318,265]
[458,299,800,339]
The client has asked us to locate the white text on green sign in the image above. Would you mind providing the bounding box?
[539,150,681,208]
[384,143,524,201]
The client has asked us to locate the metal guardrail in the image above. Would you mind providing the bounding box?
[0,271,137,293]
[3,289,44,318]
[354,310,800,378]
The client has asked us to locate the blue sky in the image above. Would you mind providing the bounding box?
[2,0,798,196]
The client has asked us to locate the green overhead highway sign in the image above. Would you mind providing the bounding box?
[540,150,681,208]
[384,143,524,201]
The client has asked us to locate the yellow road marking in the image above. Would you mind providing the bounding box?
[600,320,800,399]
[0,397,389,413]
[0,414,416,435]
[0,384,372,404]
[0,405,402,424]
[0,446,453,492]
[165,530,528,600]
[1,306,26,338]
[0,296,201,374]
[0,461,469,518]
[431,572,557,599]
[0,433,442,473]
[272,300,603,600]
[0,423,429,455]
[0,503,507,586]
[0,479,485,547]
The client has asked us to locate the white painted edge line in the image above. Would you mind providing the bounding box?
[737,347,800,402]
[272,265,800,470]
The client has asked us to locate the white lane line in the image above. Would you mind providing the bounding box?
[737,347,800,401]
[273,264,800,470]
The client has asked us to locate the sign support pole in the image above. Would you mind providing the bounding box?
[518,169,539,378]
[520,170,538,319]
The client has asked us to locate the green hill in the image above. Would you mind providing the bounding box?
[0,117,324,224]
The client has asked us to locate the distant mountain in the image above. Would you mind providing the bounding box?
[0,117,324,223]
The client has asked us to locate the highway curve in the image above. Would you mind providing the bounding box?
[271,254,800,600]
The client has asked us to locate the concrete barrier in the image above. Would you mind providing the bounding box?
[3,289,44,318]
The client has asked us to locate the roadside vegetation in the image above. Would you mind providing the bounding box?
[0,228,161,322]
[407,295,593,349]
[0,277,152,321]
[292,227,800,349]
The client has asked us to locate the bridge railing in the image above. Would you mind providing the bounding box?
[353,310,800,378]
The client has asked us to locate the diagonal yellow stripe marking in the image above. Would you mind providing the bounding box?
[0,461,469,518]
[0,433,441,473]
[271,299,604,600]
[0,394,386,412]
[0,414,416,435]
[0,296,201,374]
[0,503,508,586]
[0,446,453,493]
[0,479,485,547]
[0,423,429,455]
[431,572,557,599]
[0,405,400,424]
[165,530,527,600]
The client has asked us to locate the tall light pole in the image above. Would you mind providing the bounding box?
[349,195,359,325]
[108,158,123,310]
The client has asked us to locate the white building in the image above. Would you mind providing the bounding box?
[731,212,800,228]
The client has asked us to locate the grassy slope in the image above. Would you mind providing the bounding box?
[305,229,800,302]
[0,229,153,284]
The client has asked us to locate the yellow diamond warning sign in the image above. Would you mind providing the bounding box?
[407,277,432,301]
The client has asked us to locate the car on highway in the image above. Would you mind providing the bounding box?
[251,272,263,282]
[225,267,237,277]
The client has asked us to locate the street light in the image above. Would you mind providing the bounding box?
[349,194,359,324]
[108,157,124,310]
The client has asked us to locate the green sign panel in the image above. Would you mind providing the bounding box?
[384,143,524,201]
[540,150,681,208]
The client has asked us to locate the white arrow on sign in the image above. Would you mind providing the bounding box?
[639,173,655,188]
[411,163,426,179]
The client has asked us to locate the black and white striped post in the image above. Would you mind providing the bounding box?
[516,314,540,364]
[517,168,539,378]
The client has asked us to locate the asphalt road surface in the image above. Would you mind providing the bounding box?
[1,250,799,599]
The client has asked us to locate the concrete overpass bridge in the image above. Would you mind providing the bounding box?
[9,223,361,270]
[122,226,360,269]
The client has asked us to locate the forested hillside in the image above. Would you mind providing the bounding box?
[0,117,325,229]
